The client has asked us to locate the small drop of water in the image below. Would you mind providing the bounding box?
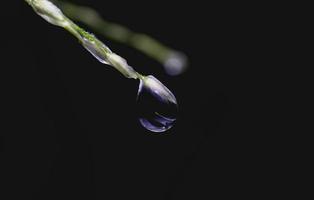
[136,75,178,133]
[164,52,188,76]
[82,37,111,64]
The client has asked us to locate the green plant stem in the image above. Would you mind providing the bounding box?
[24,0,142,80]
[55,0,188,75]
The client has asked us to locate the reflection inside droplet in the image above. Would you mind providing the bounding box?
[136,75,178,132]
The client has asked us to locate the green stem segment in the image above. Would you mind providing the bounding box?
[24,0,142,80]
[56,1,188,75]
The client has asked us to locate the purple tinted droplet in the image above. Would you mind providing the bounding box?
[136,76,178,133]
[164,52,188,76]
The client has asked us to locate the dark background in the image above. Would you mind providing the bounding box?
[1,0,273,199]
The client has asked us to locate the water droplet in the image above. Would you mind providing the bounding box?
[82,37,111,64]
[136,75,178,133]
[164,52,188,76]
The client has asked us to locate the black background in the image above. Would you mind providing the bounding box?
[1,0,273,199]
